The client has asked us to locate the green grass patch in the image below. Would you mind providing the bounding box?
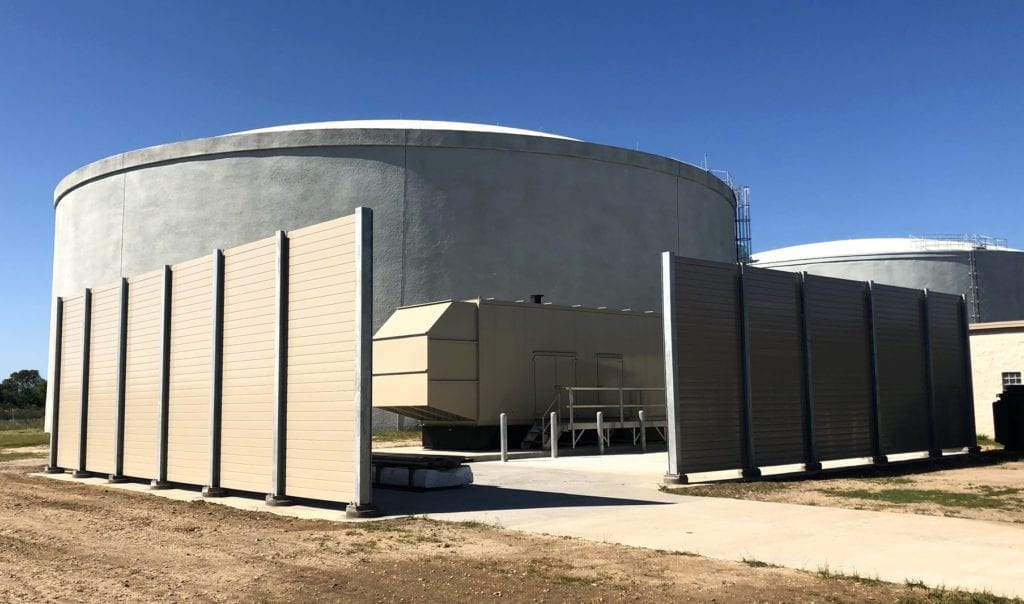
[371,430,422,444]
[817,487,1022,511]
[976,434,1003,450]
[0,429,48,448]
[741,556,778,568]
[0,417,45,431]
[660,480,792,499]
[0,450,46,462]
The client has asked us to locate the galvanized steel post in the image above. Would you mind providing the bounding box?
[109,278,130,483]
[44,298,64,474]
[661,251,682,482]
[499,413,508,462]
[922,289,942,458]
[638,409,647,452]
[738,265,760,478]
[596,411,605,454]
[347,207,378,518]
[865,282,887,464]
[72,289,92,478]
[549,411,559,459]
[798,273,822,472]
[267,231,293,506]
[151,266,172,489]
[202,250,226,497]
[958,294,981,453]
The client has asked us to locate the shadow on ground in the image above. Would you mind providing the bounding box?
[373,484,670,516]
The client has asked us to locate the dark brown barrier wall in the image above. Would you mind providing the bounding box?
[804,275,874,462]
[665,257,745,474]
[743,267,807,468]
[663,253,977,482]
[927,292,976,449]
[871,284,930,455]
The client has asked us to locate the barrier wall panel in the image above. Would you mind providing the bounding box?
[872,285,930,454]
[122,270,163,478]
[744,267,806,467]
[166,256,212,485]
[672,257,744,474]
[220,237,276,494]
[805,275,874,461]
[929,293,974,449]
[85,283,120,475]
[56,296,84,469]
[286,215,358,502]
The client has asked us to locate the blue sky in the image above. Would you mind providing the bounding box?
[1,1,1022,379]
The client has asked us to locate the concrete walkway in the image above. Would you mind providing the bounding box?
[39,452,1024,598]
[375,452,1024,598]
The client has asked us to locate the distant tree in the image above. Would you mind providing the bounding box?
[0,370,46,408]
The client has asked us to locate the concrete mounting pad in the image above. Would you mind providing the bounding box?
[37,451,1024,598]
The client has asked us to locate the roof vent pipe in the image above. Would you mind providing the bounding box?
[530,294,544,304]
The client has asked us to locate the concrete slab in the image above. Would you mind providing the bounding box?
[375,452,1024,599]
[37,450,1024,598]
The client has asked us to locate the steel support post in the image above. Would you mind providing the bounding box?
[268,231,293,506]
[202,250,226,497]
[44,298,64,474]
[151,266,172,489]
[72,289,92,478]
[346,207,378,518]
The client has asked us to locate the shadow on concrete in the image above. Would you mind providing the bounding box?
[373,484,669,516]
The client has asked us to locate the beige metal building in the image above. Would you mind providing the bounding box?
[372,299,665,449]
[969,321,1024,438]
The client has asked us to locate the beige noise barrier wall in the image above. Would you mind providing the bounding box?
[46,210,374,516]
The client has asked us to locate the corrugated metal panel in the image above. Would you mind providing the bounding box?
[286,216,357,502]
[166,255,212,485]
[805,275,874,461]
[122,269,163,479]
[744,267,806,467]
[56,296,84,469]
[871,284,930,454]
[673,257,744,474]
[85,283,120,475]
[220,236,277,494]
[928,292,973,448]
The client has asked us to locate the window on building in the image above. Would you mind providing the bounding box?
[1002,372,1022,387]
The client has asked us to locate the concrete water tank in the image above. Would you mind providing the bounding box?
[49,120,737,430]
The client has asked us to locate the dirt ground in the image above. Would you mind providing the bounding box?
[669,451,1024,524]
[0,458,1012,603]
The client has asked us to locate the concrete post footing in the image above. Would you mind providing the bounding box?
[43,466,65,474]
[928,450,944,458]
[345,503,379,518]
[662,474,687,486]
[741,467,762,480]
[803,462,823,472]
[149,480,172,490]
[872,455,890,465]
[265,494,294,507]
[201,485,226,498]
[107,475,129,484]
[71,470,90,478]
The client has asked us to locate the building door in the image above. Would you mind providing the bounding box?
[596,354,624,412]
[533,354,576,416]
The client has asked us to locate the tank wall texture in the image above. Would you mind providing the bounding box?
[49,128,736,431]
[756,250,1024,323]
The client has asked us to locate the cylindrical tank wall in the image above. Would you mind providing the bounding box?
[755,250,1024,323]
[50,126,737,430]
